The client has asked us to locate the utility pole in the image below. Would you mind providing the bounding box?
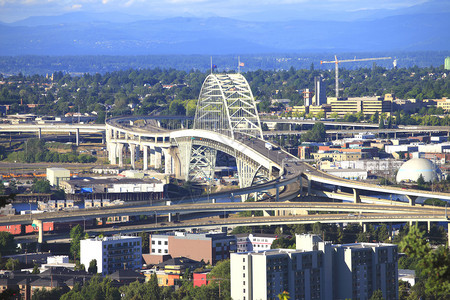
[320,56,392,98]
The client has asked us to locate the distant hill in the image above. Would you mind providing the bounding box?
[0,11,449,56]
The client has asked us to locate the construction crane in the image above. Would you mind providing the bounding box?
[320,56,392,98]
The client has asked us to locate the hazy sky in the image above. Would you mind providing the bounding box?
[0,0,432,23]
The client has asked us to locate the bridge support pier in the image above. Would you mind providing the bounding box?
[352,188,361,203]
[155,148,162,169]
[162,148,174,174]
[406,195,417,206]
[427,221,431,232]
[32,220,43,244]
[129,144,136,169]
[117,144,124,167]
[76,128,80,146]
[149,146,155,167]
[143,146,148,170]
[108,143,117,164]
[276,186,280,202]
[38,128,41,139]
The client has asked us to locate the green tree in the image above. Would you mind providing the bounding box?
[208,259,231,299]
[60,275,120,300]
[278,290,291,300]
[0,182,5,195]
[417,174,426,186]
[369,289,384,300]
[5,258,19,270]
[31,179,51,193]
[69,225,84,260]
[31,287,67,300]
[88,259,97,274]
[32,264,40,274]
[301,122,326,143]
[399,224,430,259]
[0,232,15,255]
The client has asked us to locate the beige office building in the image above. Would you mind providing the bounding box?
[327,97,392,117]
[46,167,70,188]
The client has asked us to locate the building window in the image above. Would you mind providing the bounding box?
[152,241,155,244]
[158,241,161,245]
[164,241,168,245]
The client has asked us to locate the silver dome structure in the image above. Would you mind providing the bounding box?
[396,158,442,183]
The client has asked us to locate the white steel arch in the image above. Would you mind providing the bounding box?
[193,73,263,139]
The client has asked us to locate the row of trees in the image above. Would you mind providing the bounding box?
[26,260,231,300]
[4,139,96,164]
[1,65,449,119]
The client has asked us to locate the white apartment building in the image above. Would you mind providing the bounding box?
[80,235,142,275]
[231,234,398,300]
[235,233,278,253]
[231,249,325,300]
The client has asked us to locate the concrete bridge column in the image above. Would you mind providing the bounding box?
[155,147,162,169]
[108,143,117,164]
[143,145,148,170]
[117,143,124,167]
[149,146,156,167]
[129,144,136,169]
[352,188,361,203]
[76,128,80,146]
[406,195,417,206]
[32,220,43,244]
[38,128,41,139]
[427,221,431,232]
[162,148,173,174]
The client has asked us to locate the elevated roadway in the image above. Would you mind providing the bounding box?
[1,201,446,226]
[85,212,449,236]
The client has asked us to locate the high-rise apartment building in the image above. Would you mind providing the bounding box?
[231,248,325,300]
[231,234,398,300]
[80,235,142,275]
[314,76,327,106]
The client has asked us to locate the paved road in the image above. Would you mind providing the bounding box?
[1,201,446,226]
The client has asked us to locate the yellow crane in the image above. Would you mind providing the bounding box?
[320,56,392,98]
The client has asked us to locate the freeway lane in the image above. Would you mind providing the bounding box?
[84,212,449,235]
[1,201,447,226]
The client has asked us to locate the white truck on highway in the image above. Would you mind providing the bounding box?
[265,142,280,151]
